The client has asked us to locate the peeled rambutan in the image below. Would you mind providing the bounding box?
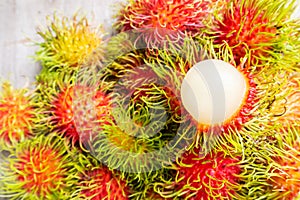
[115,0,211,47]
[0,82,38,145]
[35,14,104,71]
[211,0,297,66]
[0,134,78,199]
[190,63,258,135]
[148,38,298,159]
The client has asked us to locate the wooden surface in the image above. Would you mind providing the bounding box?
[0,0,300,89]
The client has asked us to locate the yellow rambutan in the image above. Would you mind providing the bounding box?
[35,14,104,71]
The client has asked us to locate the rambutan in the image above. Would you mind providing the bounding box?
[104,31,143,65]
[80,167,129,200]
[73,154,130,200]
[146,39,262,151]
[0,82,39,146]
[35,14,104,71]
[0,134,78,199]
[90,65,186,192]
[210,0,298,67]
[92,87,177,171]
[115,0,211,47]
[156,148,241,199]
[271,23,300,71]
[48,83,112,145]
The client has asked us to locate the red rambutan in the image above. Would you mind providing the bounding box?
[167,148,241,199]
[79,167,130,200]
[115,0,211,46]
[212,0,284,65]
[73,154,130,200]
[0,82,37,145]
[49,84,112,144]
[0,134,78,199]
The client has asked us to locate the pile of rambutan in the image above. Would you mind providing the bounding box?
[1,0,300,199]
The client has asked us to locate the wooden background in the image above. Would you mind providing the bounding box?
[0,0,300,89]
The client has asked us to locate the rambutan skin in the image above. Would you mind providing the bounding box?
[115,0,211,46]
[0,82,38,145]
[174,149,241,199]
[0,134,78,199]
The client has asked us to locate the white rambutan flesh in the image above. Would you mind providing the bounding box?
[181,59,247,125]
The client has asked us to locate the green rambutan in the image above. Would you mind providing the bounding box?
[0,134,78,199]
[34,13,106,107]
[0,82,39,146]
[72,154,130,200]
[210,122,300,199]
[209,0,299,67]
[91,85,178,180]
[35,14,104,71]
[104,31,143,64]
[114,0,212,47]
[88,60,188,193]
